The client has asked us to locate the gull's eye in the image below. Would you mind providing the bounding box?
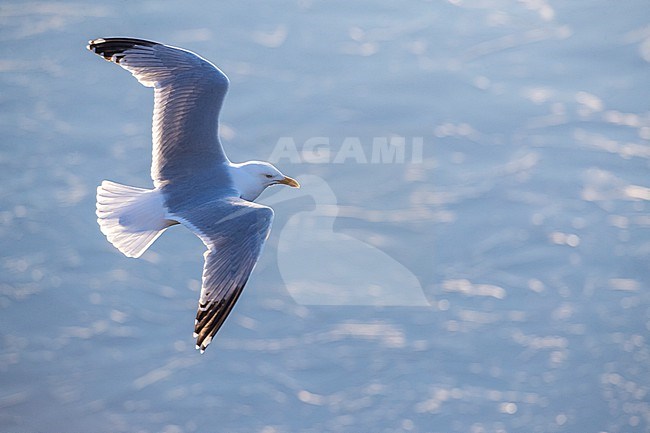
[265,174,273,178]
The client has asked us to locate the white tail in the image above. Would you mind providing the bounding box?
[96,180,174,258]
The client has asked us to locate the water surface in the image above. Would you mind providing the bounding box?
[1,1,649,432]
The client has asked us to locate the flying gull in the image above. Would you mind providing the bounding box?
[88,37,300,353]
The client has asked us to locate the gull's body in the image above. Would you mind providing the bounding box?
[88,38,299,353]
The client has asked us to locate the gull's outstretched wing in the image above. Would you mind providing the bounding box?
[87,38,230,186]
[174,198,274,353]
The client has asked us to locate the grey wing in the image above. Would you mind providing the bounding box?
[87,38,230,185]
[174,198,274,353]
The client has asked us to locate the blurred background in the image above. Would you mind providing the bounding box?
[0,1,649,432]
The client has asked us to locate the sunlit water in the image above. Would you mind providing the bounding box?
[1,1,649,432]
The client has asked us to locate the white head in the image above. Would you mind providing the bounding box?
[230,161,300,202]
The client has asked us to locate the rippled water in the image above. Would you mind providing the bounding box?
[1,1,649,432]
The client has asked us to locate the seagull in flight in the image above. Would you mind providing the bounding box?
[87,38,300,353]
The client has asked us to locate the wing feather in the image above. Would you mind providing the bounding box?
[174,198,274,353]
[88,38,230,186]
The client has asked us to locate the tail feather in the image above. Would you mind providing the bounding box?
[96,180,173,258]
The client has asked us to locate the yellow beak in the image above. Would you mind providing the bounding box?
[277,176,300,188]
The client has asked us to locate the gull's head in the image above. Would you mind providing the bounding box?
[231,161,300,201]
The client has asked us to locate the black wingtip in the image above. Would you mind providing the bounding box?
[87,37,159,61]
[193,280,247,353]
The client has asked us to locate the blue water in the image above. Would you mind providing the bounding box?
[1,1,649,432]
